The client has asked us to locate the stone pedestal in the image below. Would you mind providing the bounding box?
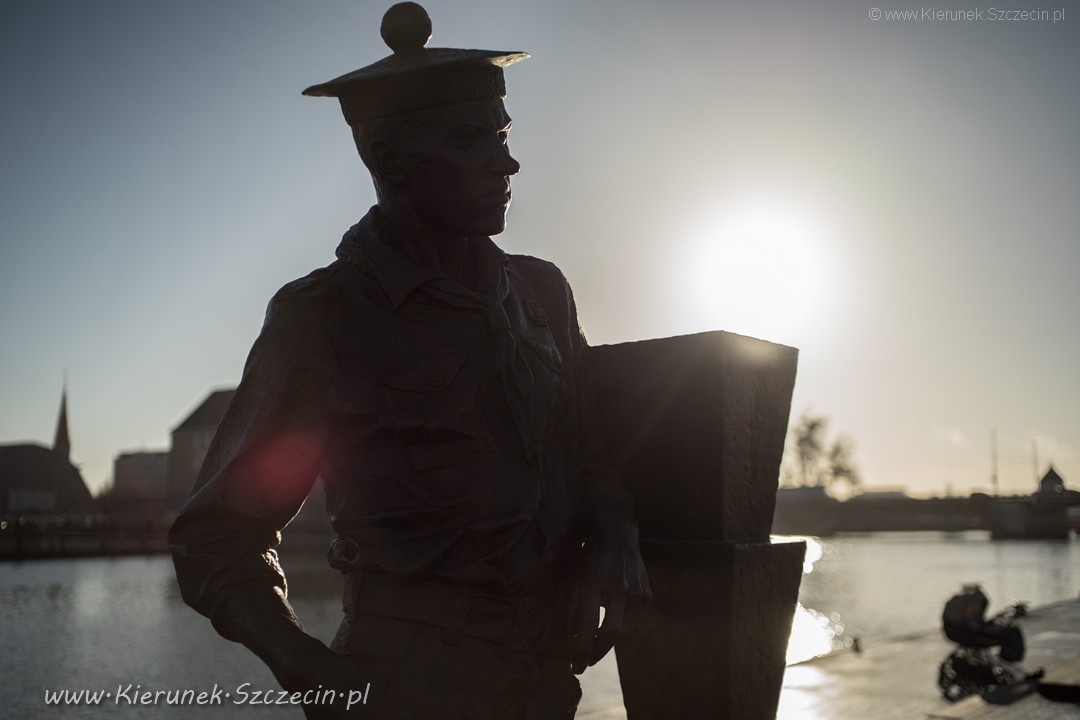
[589,331,803,720]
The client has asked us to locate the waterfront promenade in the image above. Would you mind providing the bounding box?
[4,542,1073,718]
[577,597,1080,719]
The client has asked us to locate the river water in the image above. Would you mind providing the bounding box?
[787,531,1079,663]
[2,531,1077,718]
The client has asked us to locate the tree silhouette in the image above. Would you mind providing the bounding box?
[782,412,862,496]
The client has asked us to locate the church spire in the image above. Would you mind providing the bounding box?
[54,377,71,461]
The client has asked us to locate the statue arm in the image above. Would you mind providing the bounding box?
[564,282,652,673]
[168,289,337,681]
[575,335,635,525]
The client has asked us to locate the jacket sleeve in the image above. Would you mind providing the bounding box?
[563,280,637,527]
[168,289,335,640]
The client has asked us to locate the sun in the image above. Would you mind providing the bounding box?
[672,194,832,346]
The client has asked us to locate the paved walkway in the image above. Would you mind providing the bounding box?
[577,598,1080,719]
[779,598,1080,719]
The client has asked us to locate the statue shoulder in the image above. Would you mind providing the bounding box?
[507,254,581,340]
[263,261,358,332]
[508,253,573,297]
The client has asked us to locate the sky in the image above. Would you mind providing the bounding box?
[1,0,1077,498]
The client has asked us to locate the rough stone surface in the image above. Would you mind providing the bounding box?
[589,331,798,543]
[615,540,805,719]
[589,331,802,719]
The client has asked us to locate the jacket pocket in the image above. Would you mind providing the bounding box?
[377,351,495,471]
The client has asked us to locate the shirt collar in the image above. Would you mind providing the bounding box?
[336,206,511,309]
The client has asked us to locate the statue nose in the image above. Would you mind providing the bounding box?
[505,154,521,176]
[494,145,520,176]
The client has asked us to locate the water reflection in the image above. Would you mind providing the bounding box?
[1,555,340,718]
[787,604,834,663]
[776,663,832,720]
[801,536,823,574]
[784,536,850,663]
[783,531,1080,666]
[1,533,1075,718]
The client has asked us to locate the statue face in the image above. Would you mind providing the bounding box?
[397,98,520,237]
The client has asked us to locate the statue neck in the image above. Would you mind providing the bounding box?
[379,201,474,287]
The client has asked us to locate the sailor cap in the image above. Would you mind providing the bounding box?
[302,2,528,125]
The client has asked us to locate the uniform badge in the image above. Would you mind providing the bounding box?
[524,300,549,326]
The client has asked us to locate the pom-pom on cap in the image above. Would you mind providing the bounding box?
[381,2,432,52]
[302,3,528,125]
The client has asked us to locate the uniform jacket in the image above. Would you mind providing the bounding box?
[169,207,633,634]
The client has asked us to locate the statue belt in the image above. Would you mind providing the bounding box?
[342,569,565,657]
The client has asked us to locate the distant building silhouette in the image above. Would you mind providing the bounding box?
[992,465,1073,539]
[53,384,71,461]
[774,466,1077,538]
[0,386,94,515]
[113,450,170,498]
[166,388,235,507]
[102,449,172,531]
[1037,466,1066,497]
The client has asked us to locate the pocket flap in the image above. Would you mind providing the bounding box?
[380,351,469,393]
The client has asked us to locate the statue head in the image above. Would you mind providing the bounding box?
[303,2,527,237]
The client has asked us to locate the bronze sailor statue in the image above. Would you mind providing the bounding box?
[169,4,650,717]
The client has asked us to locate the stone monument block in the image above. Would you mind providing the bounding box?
[589,331,803,719]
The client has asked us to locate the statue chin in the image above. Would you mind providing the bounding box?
[429,210,510,239]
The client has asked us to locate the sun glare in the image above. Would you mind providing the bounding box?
[673,195,832,346]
